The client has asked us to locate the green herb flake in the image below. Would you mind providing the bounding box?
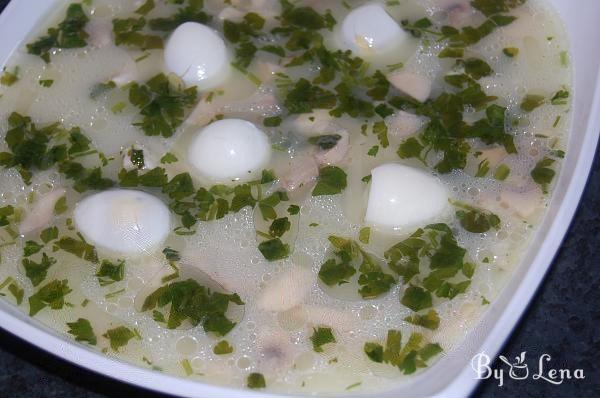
[494,164,511,181]
[247,372,266,389]
[23,253,56,287]
[0,67,19,86]
[367,145,379,157]
[160,152,179,164]
[103,326,136,351]
[54,196,68,214]
[263,116,283,127]
[401,285,433,312]
[503,47,519,57]
[308,134,342,150]
[135,0,155,15]
[213,340,234,355]
[364,329,443,373]
[181,358,194,376]
[39,79,55,87]
[258,238,290,261]
[287,205,300,215]
[520,94,546,112]
[28,279,72,316]
[67,318,97,345]
[310,327,336,353]
[8,282,24,305]
[359,227,371,245]
[96,259,125,286]
[531,157,556,193]
[27,4,90,63]
[142,279,244,335]
[312,166,347,196]
[550,89,569,106]
[128,74,197,138]
[404,309,440,330]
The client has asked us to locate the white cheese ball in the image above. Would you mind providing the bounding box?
[188,119,272,184]
[74,190,171,255]
[164,22,230,89]
[365,163,448,230]
[339,3,408,57]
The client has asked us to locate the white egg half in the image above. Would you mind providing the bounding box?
[164,22,230,89]
[74,190,171,255]
[365,163,448,230]
[338,3,408,57]
[188,118,272,184]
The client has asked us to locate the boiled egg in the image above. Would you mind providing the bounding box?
[74,190,171,255]
[365,163,448,230]
[188,118,271,184]
[338,3,408,57]
[164,22,230,89]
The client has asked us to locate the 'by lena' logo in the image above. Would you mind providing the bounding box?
[471,351,585,387]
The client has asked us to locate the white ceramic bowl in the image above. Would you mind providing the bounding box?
[0,1,599,397]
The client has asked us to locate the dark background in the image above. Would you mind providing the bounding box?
[0,1,598,397]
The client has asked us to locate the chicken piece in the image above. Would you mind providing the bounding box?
[19,189,66,235]
[500,188,544,219]
[217,6,244,22]
[257,267,315,312]
[301,304,357,333]
[85,19,112,49]
[290,110,338,137]
[440,0,473,28]
[387,71,432,103]
[280,154,320,193]
[111,57,138,87]
[185,93,219,128]
[386,110,424,139]
[222,86,282,119]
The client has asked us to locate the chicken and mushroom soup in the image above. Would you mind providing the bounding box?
[0,0,570,394]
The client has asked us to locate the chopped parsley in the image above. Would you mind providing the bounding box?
[318,236,396,299]
[404,309,440,330]
[128,74,198,138]
[142,278,244,335]
[531,157,556,193]
[247,372,266,389]
[213,340,234,355]
[67,318,97,345]
[364,330,443,374]
[503,47,519,57]
[96,259,125,286]
[521,94,546,112]
[310,326,336,353]
[29,279,72,316]
[308,134,342,150]
[453,202,501,234]
[1,67,19,86]
[385,224,473,305]
[103,326,137,351]
[160,152,178,164]
[258,238,290,261]
[112,17,163,50]
[27,4,90,62]
[312,166,347,196]
[23,253,56,287]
